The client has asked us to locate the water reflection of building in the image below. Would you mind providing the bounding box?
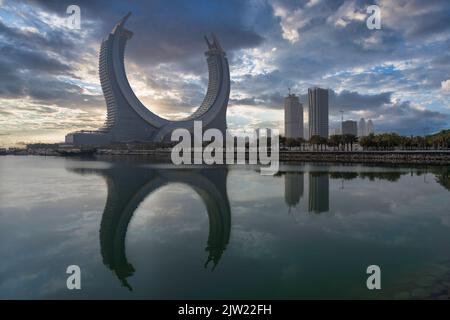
[284,172,304,209]
[435,168,450,191]
[308,172,329,213]
[69,163,231,290]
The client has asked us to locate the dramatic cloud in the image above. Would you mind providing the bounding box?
[29,0,265,64]
[442,80,450,92]
[326,0,366,28]
[375,101,450,136]
[379,0,450,40]
[330,90,391,112]
[272,1,306,43]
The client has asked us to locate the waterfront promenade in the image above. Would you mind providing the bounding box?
[3,147,450,165]
[279,150,450,165]
[93,149,450,165]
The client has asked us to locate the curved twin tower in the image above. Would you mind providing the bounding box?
[66,13,230,146]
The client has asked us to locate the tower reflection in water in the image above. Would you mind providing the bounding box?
[308,172,329,213]
[282,170,330,213]
[69,162,231,290]
[284,172,304,209]
[282,168,429,215]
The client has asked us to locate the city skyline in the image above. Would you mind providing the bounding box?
[284,89,379,139]
[1,0,450,147]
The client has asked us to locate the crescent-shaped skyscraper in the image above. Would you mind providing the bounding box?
[66,12,230,146]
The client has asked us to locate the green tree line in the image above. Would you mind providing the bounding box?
[280,129,450,151]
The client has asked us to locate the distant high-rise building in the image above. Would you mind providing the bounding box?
[304,127,310,140]
[358,118,367,137]
[367,119,374,135]
[308,87,329,138]
[342,120,357,136]
[284,93,303,139]
[334,127,341,135]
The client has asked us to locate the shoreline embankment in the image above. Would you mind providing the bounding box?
[95,149,450,165]
[279,150,450,165]
[3,149,450,165]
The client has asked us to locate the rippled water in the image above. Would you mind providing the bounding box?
[1,156,450,299]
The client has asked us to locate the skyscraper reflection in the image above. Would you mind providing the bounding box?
[308,172,329,213]
[284,172,304,209]
[69,161,231,290]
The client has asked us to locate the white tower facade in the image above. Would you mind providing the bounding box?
[358,118,367,137]
[284,94,303,139]
[367,119,374,135]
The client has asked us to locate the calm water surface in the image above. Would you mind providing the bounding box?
[1,156,450,299]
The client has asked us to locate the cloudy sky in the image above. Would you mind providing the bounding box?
[0,0,449,146]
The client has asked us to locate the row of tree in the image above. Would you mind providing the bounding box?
[360,130,450,150]
[281,134,360,151]
[280,130,450,151]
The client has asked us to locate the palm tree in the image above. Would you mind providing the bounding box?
[286,138,296,150]
[319,136,328,151]
[360,134,374,150]
[279,135,287,149]
[358,130,450,151]
[347,134,358,151]
[309,135,321,151]
[328,135,341,151]
[296,137,306,150]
